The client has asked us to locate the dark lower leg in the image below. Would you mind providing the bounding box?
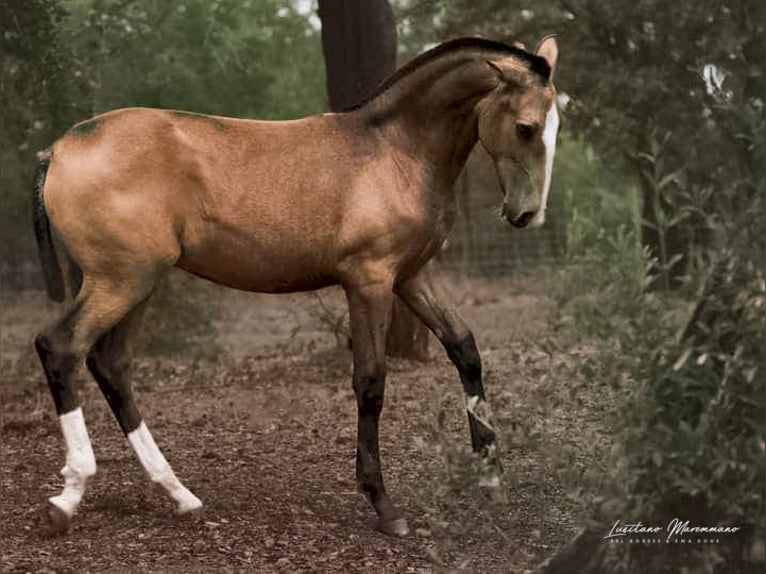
[86,333,141,434]
[354,371,389,509]
[444,332,505,499]
[346,281,407,535]
[446,332,497,455]
[353,368,407,534]
[35,335,80,416]
[396,275,500,459]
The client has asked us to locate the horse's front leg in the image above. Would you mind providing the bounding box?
[396,272,505,498]
[343,276,409,536]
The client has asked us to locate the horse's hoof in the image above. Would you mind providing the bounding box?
[488,485,509,504]
[377,517,410,537]
[176,496,203,516]
[175,489,202,514]
[42,501,71,536]
[479,473,508,504]
[176,500,204,525]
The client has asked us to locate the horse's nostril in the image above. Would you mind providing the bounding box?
[513,211,535,228]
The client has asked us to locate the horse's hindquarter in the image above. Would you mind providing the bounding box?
[45,108,192,281]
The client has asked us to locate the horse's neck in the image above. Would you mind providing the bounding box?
[359,55,496,189]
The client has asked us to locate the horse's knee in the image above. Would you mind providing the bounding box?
[353,363,386,414]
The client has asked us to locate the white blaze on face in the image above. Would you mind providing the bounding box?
[532,102,560,227]
[127,421,202,514]
[49,407,97,517]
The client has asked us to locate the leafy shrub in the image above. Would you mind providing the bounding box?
[552,115,764,571]
[554,135,641,258]
[553,224,670,343]
[618,250,765,573]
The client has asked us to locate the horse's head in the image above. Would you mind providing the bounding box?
[478,36,559,228]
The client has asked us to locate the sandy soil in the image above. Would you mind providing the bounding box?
[1,272,609,573]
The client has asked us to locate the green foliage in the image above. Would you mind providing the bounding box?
[553,100,764,571]
[554,226,665,341]
[617,256,764,572]
[554,135,640,255]
[60,0,325,119]
[635,132,690,290]
[549,133,657,343]
[554,228,764,572]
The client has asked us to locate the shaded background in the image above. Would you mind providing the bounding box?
[1,1,763,572]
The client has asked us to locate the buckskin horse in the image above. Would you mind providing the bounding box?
[33,36,559,536]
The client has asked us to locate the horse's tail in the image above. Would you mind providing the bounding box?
[33,150,69,302]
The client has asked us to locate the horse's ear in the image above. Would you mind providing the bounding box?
[535,35,558,79]
[486,60,505,83]
[486,60,526,88]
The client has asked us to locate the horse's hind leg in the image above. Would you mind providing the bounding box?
[36,277,155,532]
[35,298,96,532]
[85,301,201,515]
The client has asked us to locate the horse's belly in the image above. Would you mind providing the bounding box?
[176,236,338,293]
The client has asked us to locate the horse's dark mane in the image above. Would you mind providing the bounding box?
[344,37,551,112]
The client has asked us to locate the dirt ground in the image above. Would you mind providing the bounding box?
[1,271,609,573]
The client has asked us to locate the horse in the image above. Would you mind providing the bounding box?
[32,35,559,537]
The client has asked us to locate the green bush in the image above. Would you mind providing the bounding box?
[553,224,667,342]
[554,134,641,258]
[553,119,764,571]
[555,231,763,572]
[619,252,765,572]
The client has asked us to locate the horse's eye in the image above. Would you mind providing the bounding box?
[516,123,537,142]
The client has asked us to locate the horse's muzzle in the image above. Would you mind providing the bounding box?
[501,204,536,228]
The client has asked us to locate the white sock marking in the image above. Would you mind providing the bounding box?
[49,407,97,517]
[127,422,202,513]
[478,473,501,488]
[533,103,560,227]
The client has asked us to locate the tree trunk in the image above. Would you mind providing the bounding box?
[318,0,430,360]
[317,0,397,111]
